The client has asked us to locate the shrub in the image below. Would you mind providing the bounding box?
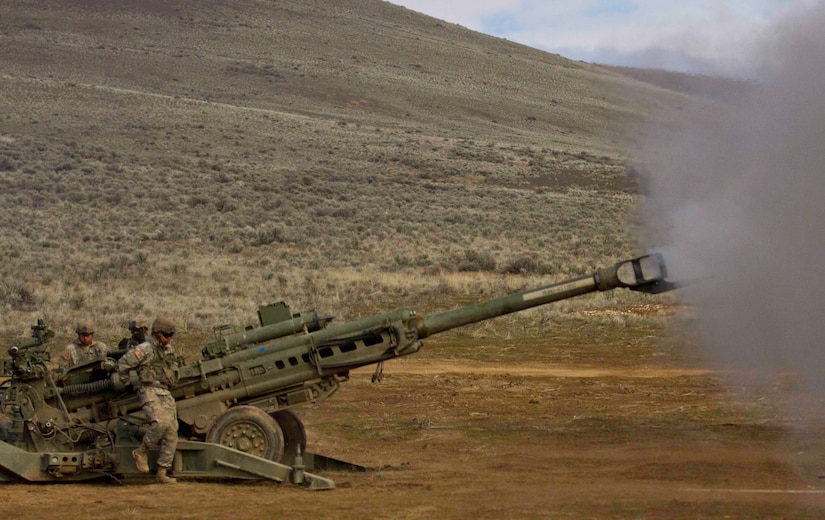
[458,249,496,272]
[250,226,284,246]
[0,282,38,310]
[502,255,540,275]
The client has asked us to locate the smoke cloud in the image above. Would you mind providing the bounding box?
[633,4,825,395]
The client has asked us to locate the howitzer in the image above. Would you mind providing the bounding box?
[0,254,674,487]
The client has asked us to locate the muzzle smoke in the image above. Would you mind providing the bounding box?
[633,4,825,395]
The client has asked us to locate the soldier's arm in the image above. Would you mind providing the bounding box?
[116,343,152,378]
[95,341,111,357]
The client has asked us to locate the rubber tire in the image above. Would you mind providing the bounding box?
[271,409,307,463]
[205,405,285,462]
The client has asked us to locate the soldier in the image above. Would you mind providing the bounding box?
[117,317,180,484]
[58,320,111,372]
[118,317,148,350]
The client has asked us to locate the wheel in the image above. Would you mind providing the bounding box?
[271,410,307,463]
[205,406,284,461]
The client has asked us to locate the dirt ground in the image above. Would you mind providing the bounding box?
[3,336,825,520]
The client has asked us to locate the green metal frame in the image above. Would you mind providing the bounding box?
[0,438,334,490]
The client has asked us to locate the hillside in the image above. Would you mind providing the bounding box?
[0,0,713,337]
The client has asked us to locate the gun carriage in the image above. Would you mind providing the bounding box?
[0,254,674,488]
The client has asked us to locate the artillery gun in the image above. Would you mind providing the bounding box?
[0,254,675,488]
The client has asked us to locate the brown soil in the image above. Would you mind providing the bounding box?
[2,346,825,519]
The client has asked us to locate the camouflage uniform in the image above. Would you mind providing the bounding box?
[59,338,111,370]
[58,321,111,371]
[117,335,180,470]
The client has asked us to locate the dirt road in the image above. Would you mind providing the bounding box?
[2,348,825,519]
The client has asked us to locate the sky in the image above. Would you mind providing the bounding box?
[388,0,820,77]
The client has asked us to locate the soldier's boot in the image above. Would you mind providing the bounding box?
[156,466,177,484]
[132,444,150,474]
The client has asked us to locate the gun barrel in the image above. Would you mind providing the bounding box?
[220,310,334,350]
[214,308,414,366]
[416,254,670,338]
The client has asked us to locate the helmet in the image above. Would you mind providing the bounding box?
[127,316,149,331]
[75,320,94,335]
[151,317,176,335]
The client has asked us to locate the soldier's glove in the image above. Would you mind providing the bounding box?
[100,358,118,372]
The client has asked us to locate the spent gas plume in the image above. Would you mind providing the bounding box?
[632,4,825,392]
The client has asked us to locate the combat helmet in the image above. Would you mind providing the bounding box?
[151,317,176,336]
[127,316,149,331]
[75,320,94,335]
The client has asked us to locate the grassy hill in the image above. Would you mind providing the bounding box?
[0,0,715,340]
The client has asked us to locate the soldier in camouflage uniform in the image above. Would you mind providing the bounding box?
[117,317,148,350]
[117,317,180,484]
[58,320,111,372]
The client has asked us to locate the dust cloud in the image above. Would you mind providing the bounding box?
[632,4,825,395]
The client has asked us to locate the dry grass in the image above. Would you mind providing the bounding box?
[0,0,729,346]
[0,248,675,350]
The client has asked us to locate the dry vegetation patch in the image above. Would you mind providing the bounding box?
[0,0,723,340]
